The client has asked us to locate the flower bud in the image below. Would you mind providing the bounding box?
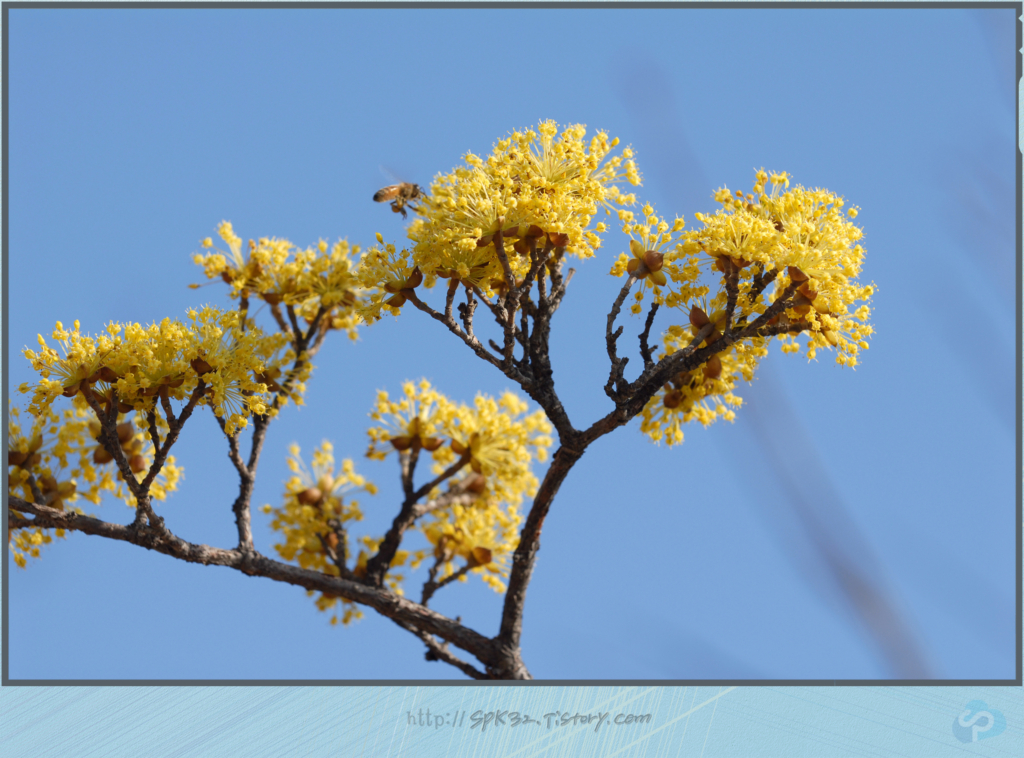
[470,546,493,566]
[8,451,28,467]
[191,358,214,375]
[703,354,723,379]
[406,267,424,289]
[129,454,147,473]
[100,366,119,383]
[663,389,683,409]
[547,232,569,248]
[389,435,413,451]
[93,445,114,464]
[465,474,487,494]
[384,293,407,308]
[450,439,468,455]
[116,422,135,444]
[689,306,710,328]
[62,381,82,398]
[672,371,692,389]
[297,487,322,505]
[421,437,444,452]
[787,266,809,282]
[323,532,339,550]
[643,250,664,272]
[797,283,818,301]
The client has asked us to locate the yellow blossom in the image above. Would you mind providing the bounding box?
[22,308,289,435]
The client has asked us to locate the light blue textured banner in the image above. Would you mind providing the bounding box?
[0,685,1022,756]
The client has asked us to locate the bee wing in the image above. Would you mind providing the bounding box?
[379,164,406,183]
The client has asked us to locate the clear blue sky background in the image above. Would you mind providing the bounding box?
[5,7,1017,681]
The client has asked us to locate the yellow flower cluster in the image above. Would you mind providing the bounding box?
[367,380,552,593]
[354,237,423,323]
[608,203,708,314]
[368,380,552,506]
[193,222,362,338]
[681,171,874,366]
[420,498,522,593]
[22,307,290,435]
[8,404,182,567]
[640,322,768,446]
[261,442,378,626]
[264,381,548,620]
[357,121,639,319]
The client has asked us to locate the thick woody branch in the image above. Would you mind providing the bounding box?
[494,441,583,678]
[9,496,498,668]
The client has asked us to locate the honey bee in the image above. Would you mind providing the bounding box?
[373,182,423,219]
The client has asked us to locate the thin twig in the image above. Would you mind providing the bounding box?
[605,274,638,399]
[269,302,291,334]
[363,453,471,586]
[389,616,490,680]
[639,302,660,369]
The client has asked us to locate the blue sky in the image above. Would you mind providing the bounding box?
[5,6,1017,680]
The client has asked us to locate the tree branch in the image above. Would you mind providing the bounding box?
[605,274,638,400]
[9,496,499,669]
[638,302,660,370]
[364,453,471,586]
